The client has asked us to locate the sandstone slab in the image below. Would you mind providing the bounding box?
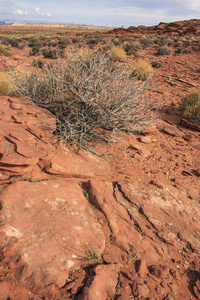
[0,180,105,298]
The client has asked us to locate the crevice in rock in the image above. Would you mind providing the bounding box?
[25,127,47,144]
[4,136,17,152]
[115,182,140,209]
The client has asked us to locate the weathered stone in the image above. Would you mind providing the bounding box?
[0,180,105,298]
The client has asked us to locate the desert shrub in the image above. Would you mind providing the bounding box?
[156,46,171,55]
[151,60,163,68]
[183,49,188,54]
[0,72,16,96]
[42,48,58,59]
[140,36,151,49]
[86,38,99,45]
[58,41,66,49]
[175,47,182,54]
[0,37,10,46]
[131,59,153,81]
[174,41,183,48]
[72,37,79,43]
[124,42,141,55]
[180,91,200,125]
[14,50,161,150]
[105,38,114,49]
[152,37,160,44]
[29,46,40,56]
[109,47,126,61]
[0,44,11,56]
[31,58,44,68]
[10,39,23,48]
[112,38,121,46]
[185,39,192,45]
[165,38,173,46]
[28,40,46,48]
[57,49,65,58]
[48,41,58,47]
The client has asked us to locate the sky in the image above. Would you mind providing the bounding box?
[0,0,200,27]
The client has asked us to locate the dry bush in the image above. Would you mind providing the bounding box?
[156,46,171,55]
[131,59,153,81]
[151,60,163,69]
[180,91,200,125]
[0,72,16,96]
[31,58,44,68]
[124,42,142,55]
[14,50,162,151]
[109,47,126,61]
[140,36,151,49]
[0,44,11,56]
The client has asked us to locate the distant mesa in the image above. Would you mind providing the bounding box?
[107,19,200,36]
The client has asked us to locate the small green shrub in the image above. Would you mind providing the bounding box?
[42,48,58,59]
[124,42,142,55]
[140,36,151,49]
[156,46,171,55]
[175,48,182,54]
[86,38,99,45]
[31,58,44,68]
[180,91,200,125]
[112,38,121,46]
[29,46,40,56]
[151,60,163,68]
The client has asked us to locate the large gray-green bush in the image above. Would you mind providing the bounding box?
[14,50,161,150]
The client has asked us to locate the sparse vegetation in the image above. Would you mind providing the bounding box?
[151,60,163,68]
[42,48,58,59]
[109,46,126,61]
[82,246,101,263]
[0,72,16,96]
[156,46,171,55]
[31,58,44,68]
[124,42,142,55]
[131,59,153,81]
[0,44,11,56]
[14,50,161,151]
[180,91,200,125]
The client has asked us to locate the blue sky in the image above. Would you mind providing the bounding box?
[0,0,200,27]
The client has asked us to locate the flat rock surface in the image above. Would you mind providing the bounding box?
[0,180,105,298]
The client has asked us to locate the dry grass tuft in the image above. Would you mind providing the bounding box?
[109,46,126,61]
[180,91,200,125]
[0,72,17,96]
[0,44,11,56]
[131,59,153,81]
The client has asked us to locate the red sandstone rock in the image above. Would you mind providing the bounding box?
[162,126,180,136]
[138,259,147,278]
[149,265,169,279]
[0,180,105,298]
[78,264,119,300]
[129,142,152,157]
[194,280,200,299]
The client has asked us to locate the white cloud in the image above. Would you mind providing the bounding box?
[34,6,52,17]
[14,8,28,15]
